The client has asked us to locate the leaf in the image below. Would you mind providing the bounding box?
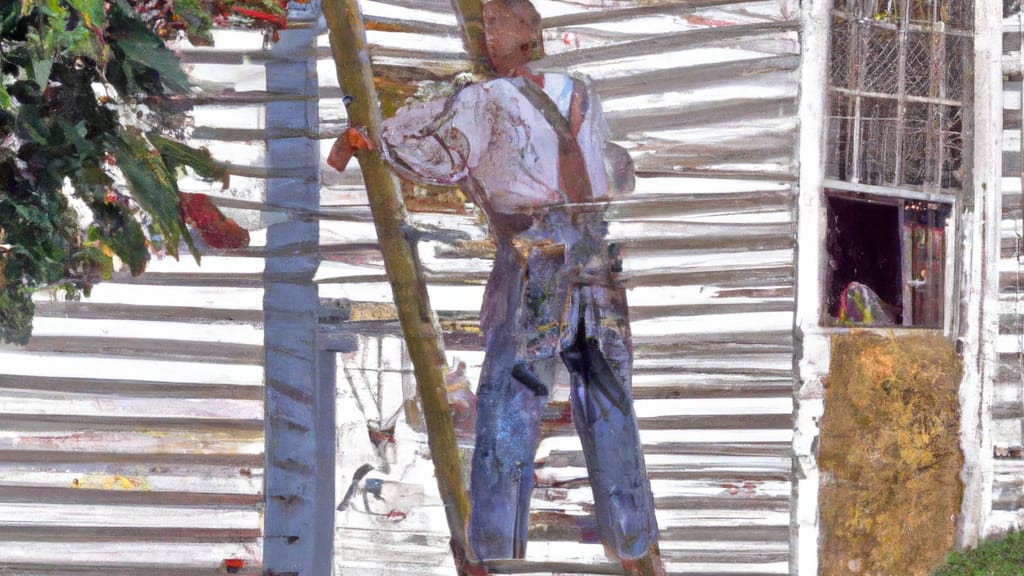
[74,243,113,281]
[18,110,50,144]
[108,127,184,257]
[58,120,89,156]
[30,55,52,89]
[97,216,149,276]
[178,192,249,249]
[179,217,201,264]
[0,82,10,110]
[166,0,214,45]
[65,0,103,32]
[13,203,55,230]
[108,0,191,94]
[149,134,226,181]
[0,283,35,345]
[70,166,114,207]
[59,0,106,59]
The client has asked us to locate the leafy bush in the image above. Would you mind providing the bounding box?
[135,0,294,45]
[0,0,229,344]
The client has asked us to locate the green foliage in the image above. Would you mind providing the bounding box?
[932,531,1024,576]
[136,0,293,45]
[150,133,221,178]
[136,0,215,45]
[819,332,963,576]
[0,0,224,344]
[109,1,192,93]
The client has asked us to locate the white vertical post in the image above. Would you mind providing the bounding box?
[957,0,1002,549]
[792,0,832,574]
[262,2,332,574]
[314,349,338,573]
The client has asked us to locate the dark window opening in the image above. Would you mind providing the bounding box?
[827,195,903,324]
[825,192,950,328]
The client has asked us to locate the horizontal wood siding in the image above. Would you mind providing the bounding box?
[326,1,798,574]
[992,13,1024,534]
[0,28,272,575]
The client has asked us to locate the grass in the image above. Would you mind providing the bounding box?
[932,531,1024,576]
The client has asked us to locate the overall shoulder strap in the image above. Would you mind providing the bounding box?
[513,77,593,203]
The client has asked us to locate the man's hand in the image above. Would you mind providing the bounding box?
[327,127,374,172]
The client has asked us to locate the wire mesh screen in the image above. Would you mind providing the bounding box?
[827,0,972,192]
[830,15,852,88]
[863,26,899,93]
[905,30,936,98]
[826,92,847,178]
[859,97,900,186]
[943,34,969,101]
[1005,0,1022,19]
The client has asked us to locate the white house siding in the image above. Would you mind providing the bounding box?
[321,1,799,574]
[0,1,806,573]
[992,4,1024,536]
[0,28,273,575]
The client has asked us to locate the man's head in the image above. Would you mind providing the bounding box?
[481,0,544,77]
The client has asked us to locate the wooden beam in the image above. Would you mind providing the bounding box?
[541,0,774,29]
[956,0,1002,548]
[530,20,800,71]
[605,96,796,135]
[260,8,332,574]
[449,0,489,73]
[0,449,262,467]
[791,0,831,572]
[593,55,799,99]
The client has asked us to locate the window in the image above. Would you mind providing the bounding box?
[823,0,969,328]
[825,191,951,327]
[827,0,972,190]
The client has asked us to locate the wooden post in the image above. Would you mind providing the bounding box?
[450,0,489,74]
[262,4,333,574]
[321,0,473,565]
[792,0,831,574]
[956,0,1001,548]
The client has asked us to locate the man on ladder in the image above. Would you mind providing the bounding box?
[329,1,664,573]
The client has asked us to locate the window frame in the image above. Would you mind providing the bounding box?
[827,1,971,192]
[820,0,969,335]
[821,179,956,333]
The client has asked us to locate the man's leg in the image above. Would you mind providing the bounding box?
[468,331,554,560]
[561,294,662,573]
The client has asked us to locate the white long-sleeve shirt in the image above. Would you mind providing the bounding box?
[381,73,613,214]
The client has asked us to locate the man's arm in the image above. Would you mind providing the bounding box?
[328,90,479,187]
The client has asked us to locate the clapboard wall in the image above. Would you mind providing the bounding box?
[322,1,800,574]
[992,4,1024,536]
[0,1,802,574]
[0,27,276,575]
[3,2,1021,574]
